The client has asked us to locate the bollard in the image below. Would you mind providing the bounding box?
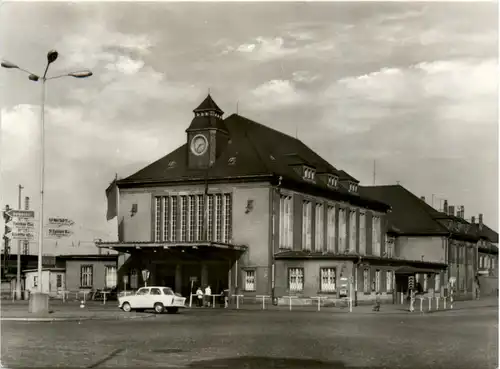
[419,297,423,312]
[435,296,439,310]
[444,297,447,309]
[428,297,432,311]
[349,298,352,313]
[450,295,454,309]
[103,292,107,305]
[311,297,324,311]
[80,300,85,308]
[400,292,404,305]
[256,295,270,310]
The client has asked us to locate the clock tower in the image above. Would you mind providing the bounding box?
[186,94,229,169]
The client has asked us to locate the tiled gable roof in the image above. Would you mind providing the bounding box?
[360,185,481,241]
[119,113,387,210]
[471,223,499,244]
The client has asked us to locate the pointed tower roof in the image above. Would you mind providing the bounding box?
[193,94,224,115]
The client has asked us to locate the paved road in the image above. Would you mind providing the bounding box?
[1,307,498,368]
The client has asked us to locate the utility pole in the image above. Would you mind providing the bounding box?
[373,160,376,186]
[16,184,23,300]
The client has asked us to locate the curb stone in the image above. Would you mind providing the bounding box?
[1,313,156,322]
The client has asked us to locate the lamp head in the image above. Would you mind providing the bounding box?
[68,70,93,78]
[28,74,40,82]
[47,50,58,64]
[1,61,19,69]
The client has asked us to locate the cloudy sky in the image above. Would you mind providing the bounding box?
[0,1,498,255]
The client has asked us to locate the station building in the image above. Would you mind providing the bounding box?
[96,95,436,304]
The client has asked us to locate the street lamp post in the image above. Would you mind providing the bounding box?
[2,51,92,314]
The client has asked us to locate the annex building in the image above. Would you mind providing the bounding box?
[97,95,448,305]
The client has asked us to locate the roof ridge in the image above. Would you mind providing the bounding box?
[228,113,302,143]
[398,185,450,233]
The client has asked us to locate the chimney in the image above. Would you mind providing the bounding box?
[443,200,448,214]
[479,213,483,229]
[471,216,475,224]
[460,205,465,219]
[420,196,426,202]
[448,205,455,217]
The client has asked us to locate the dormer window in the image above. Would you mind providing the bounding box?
[303,167,315,181]
[327,175,338,188]
[348,182,358,192]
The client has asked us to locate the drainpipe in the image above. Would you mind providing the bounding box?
[354,256,362,306]
[271,176,282,306]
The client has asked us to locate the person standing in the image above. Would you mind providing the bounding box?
[204,285,212,307]
[475,275,481,300]
[196,286,204,307]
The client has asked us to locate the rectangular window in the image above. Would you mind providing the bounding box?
[180,196,187,241]
[244,270,256,291]
[207,195,214,241]
[338,208,347,252]
[372,216,381,256]
[289,268,304,292]
[154,197,161,242]
[315,203,324,251]
[223,194,232,243]
[130,270,138,289]
[375,270,381,292]
[188,195,196,242]
[105,266,117,289]
[279,195,293,249]
[349,209,356,252]
[197,195,204,241]
[170,197,178,242]
[359,212,366,255]
[386,270,393,292]
[302,201,312,250]
[162,197,169,241]
[320,268,336,292]
[56,274,62,288]
[326,206,336,252]
[434,273,440,292]
[363,268,370,293]
[215,194,223,241]
[80,265,93,288]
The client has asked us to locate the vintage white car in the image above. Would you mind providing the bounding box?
[118,286,186,314]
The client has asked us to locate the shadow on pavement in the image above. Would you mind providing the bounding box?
[187,356,346,368]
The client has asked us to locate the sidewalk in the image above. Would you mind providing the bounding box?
[193,296,498,315]
[0,300,155,321]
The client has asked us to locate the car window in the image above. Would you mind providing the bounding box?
[137,288,149,295]
[163,288,174,295]
[150,288,161,295]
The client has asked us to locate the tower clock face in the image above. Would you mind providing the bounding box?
[190,134,208,156]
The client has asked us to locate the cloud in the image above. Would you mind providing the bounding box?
[292,70,319,84]
[223,36,298,61]
[249,79,305,109]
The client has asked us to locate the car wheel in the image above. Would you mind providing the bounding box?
[122,302,131,312]
[166,307,178,314]
[154,302,164,314]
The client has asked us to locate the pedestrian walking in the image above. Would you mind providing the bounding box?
[475,275,481,300]
[196,286,204,307]
[409,288,416,312]
[204,285,212,307]
[372,292,381,312]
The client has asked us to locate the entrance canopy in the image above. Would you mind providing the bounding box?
[95,241,247,260]
[395,266,442,275]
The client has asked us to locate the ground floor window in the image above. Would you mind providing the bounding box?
[375,270,381,292]
[244,270,256,291]
[56,274,62,288]
[105,266,117,289]
[289,268,304,292]
[386,270,393,292]
[363,269,370,293]
[80,265,93,288]
[320,268,336,292]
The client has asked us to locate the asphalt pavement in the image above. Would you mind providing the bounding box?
[1,303,498,368]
